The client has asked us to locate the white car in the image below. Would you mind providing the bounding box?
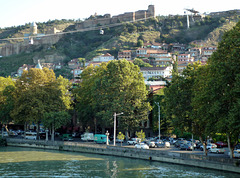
[228,150,240,158]
[135,143,149,149]
[209,147,225,154]
[165,141,171,148]
[127,138,141,145]
[200,143,217,151]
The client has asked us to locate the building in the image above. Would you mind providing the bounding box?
[178,54,194,62]
[68,59,81,69]
[92,53,114,62]
[150,51,172,67]
[140,66,172,81]
[189,48,201,61]
[145,81,167,92]
[118,50,132,60]
[201,46,217,60]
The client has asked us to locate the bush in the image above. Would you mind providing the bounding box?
[0,137,7,146]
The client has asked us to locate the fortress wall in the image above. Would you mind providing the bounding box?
[75,5,155,30]
[0,35,62,57]
[135,10,146,20]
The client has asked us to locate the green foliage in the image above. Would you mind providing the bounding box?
[75,59,152,131]
[135,130,146,141]
[117,132,125,146]
[0,77,15,127]
[11,68,72,126]
[133,58,152,68]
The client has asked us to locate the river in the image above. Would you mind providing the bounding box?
[0,146,239,177]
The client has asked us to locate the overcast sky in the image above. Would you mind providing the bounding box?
[0,0,239,28]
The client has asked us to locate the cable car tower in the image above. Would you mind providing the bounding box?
[184,8,199,29]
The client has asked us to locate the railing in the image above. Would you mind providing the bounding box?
[6,138,239,166]
[6,138,107,149]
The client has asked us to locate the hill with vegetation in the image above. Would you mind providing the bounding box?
[0,11,239,77]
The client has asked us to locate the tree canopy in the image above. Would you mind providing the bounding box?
[75,59,152,133]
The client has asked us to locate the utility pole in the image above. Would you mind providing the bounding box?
[113,112,123,146]
[154,102,160,140]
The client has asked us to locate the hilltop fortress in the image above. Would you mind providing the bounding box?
[75,5,155,30]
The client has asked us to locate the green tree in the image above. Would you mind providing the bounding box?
[136,130,146,142]
[137,39,144,47]
[75,59,152,135]
[117,132,125,146]
[42,111,71,141]
[203,21,240,158]
[11,68,72,139]
[133,58,152,68]
[0,77,15,135]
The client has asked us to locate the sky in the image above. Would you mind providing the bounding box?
[0,0,239,28]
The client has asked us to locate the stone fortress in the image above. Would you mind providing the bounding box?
[75,5,155,30]
[0,22,64,57]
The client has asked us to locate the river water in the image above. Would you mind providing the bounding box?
[0,146,239,177]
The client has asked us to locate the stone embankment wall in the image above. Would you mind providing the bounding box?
[6,138,240,174]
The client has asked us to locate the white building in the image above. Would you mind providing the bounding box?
[140,66,172,81]
[92,53,114,62]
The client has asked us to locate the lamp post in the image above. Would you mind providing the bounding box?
[154,102,160,140]
[106,130,109,145]
[113,112,123,146]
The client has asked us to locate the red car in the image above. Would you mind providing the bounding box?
[215,141,228,147]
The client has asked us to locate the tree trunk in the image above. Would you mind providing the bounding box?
[46,129,49,141]
[51,124,55,141]
[227,134,233,159]
[37,122,40,140]
[199,136,207,156]
[125,130,129,141]
[94,118,97,134]
[1,127,4,138]
[24,122,27,139]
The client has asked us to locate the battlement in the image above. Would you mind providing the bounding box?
[75,5,155,30]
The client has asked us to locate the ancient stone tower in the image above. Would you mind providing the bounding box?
[147,5,155,17]
[30,22,38,35]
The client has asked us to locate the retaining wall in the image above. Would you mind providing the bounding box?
[6,138,240,174]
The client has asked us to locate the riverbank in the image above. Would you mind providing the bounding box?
[6,138,240,174]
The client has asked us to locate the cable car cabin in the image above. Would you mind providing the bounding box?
[29,37,34,45]
[99,29,104,35]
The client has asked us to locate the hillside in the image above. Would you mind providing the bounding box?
[0,11,239,77]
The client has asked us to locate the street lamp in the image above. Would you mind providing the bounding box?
[154,102,160,140]
[106,130,109,145]
[113,112,123,146]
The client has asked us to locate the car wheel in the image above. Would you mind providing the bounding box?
[216,151,219,154]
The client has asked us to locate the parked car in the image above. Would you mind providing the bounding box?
[135,143,149,149]
[179,143,193,151]
[228,150,240,158]
[145,140,156,148]
[0,131,9,137]
[81,133,94,141]
[94,134,107,144]
[215,141,228,147]
[25,132,37,140]
[127,138,140,145]
[209,147,225,154]
[61,134,73,141]
[233,150,240,158]
[72,132,81,138]
[165,141,171,148]
[175,140,187,148]
[116,138,124,143]
[200,143,217,151]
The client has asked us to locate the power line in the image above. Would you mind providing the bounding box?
[0,16,155,41]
